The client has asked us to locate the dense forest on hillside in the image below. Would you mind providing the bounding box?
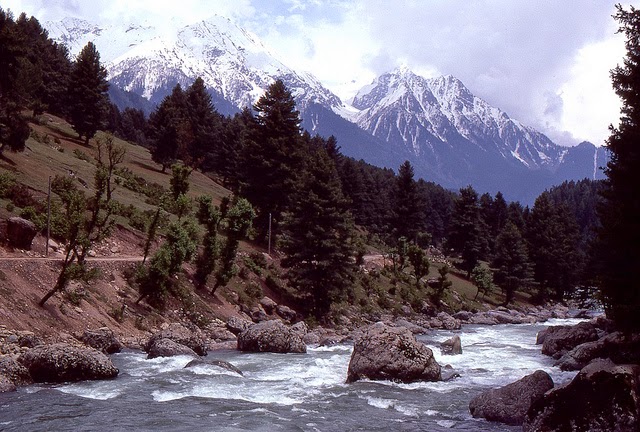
[0,8,630,326]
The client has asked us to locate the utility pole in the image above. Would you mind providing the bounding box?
[46,176,51,257]
[268,213,272,256]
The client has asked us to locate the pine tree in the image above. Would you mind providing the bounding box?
[67,42,109,145]
[492,221,533,305]
[447,186,489,277]
[408,244,430,288]
[148,84,190,172]
[280,144,355,318]
[185,77,222,169]
[240,79,304,241]
[393,161,424,241]
[596,5,640,330]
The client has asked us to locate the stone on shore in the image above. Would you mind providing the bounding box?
[147,338,198,359]
[469,370,554,426]
[524,359,640,432]
[541,321,599,359]
[78,327,123,354]
[237,320,306,353]
[18,343,119,382]
[346,323,441,383]
[6,217,38,250]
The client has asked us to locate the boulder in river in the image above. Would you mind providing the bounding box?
[184,359,243,376]
[346,323,441,383]
[78,327,123,354]
[146,323,207,356]
[469,370,553,426]
[541,321,599,359]
[237,320,307,353]
[524,359,640,432]
[147,338,198,359]
[440,335,462,355]
[0,356,32,390]
[18,343,119,382]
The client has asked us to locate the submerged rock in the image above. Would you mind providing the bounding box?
[237,320,306,353]
[440,335,462,355]
[524,359,640,432]
[469,370,553,426]
[18,343,119,382]
[346,323,441,384]
[184,359,243,376]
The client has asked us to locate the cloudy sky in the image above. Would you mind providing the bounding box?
[1,0,628,146]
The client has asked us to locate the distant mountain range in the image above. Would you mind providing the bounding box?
[46,16,608,203]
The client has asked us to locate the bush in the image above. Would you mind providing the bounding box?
[0,173,16,198]
[73,149,93,163]
[8,183,36,208]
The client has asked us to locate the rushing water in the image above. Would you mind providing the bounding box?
[0,318,584,431]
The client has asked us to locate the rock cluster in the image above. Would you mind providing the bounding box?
[346,323,441,383]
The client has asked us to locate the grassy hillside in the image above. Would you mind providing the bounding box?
[0,113,518,339]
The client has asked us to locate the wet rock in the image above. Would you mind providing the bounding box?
[524,359,640,432]
[469,370,553,426]
[78,327,123,354]
[0,375,16,392]
[440,335,462,355]
[441,364,461,381]
[147,338,198,359]
[146,323,207,356]
[237,320,306,353]
[346,323,441,384]
[226,316,252,335]
[18,343,119,382]
[555,331,640,371]
[541,322,599,359]
[184,359,243,376]
[6,217,38,250]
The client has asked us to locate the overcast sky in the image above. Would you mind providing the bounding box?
[1,0,628,146]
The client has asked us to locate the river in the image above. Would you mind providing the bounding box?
[0,318,584,431]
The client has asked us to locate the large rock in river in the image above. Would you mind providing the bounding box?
[524,359,640,432]
[541,321,599,359]
[346,323,441,383]
[147,338,198,359]
[555,331,640,371]
[469,370,553,426]
[146,323,207,356]
[237,320,306,353]
[18,343,119,382]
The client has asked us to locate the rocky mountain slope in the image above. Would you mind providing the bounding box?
[46,17,608,203]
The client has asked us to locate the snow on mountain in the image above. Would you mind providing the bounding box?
[46,16,343,112]
[349,66,567,171]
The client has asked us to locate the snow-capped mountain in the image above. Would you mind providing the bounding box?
[46,18,607,203]
[46,16,342,112]
[347,67,607,200]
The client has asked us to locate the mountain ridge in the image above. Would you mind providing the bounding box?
[46,16,608,203]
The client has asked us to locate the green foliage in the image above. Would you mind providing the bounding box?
[407,244,430,288]
[492,221,533,305]
[393,161,424,240]
[73,148,93,162]
[596,5,640,330]
[430,264,452,305]
[170,163,192,200]
[67,41,109,145]
[471,264,494,300]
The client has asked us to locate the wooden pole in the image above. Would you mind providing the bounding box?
[46,176,51,257]
[268,213,272,256]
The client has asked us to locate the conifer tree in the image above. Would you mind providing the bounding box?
[67,42,109,145]
[492,221,533,305]
[240,79,303,242]
[281,143,355,318]
[393,160,424,241]
[408,244,430,289]
[148,84,189,172]
[597,5,640,330]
